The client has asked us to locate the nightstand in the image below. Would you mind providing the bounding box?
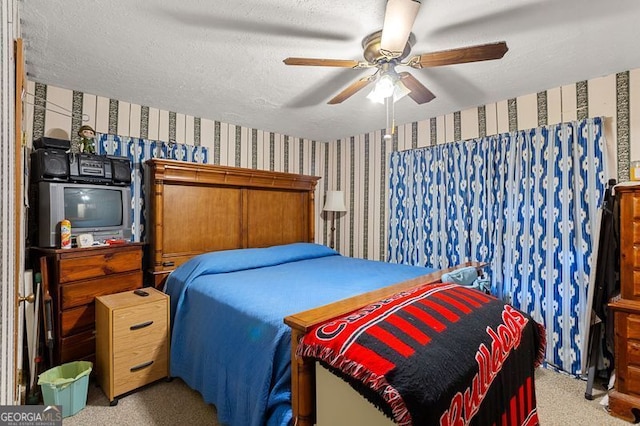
[95,287,170,405]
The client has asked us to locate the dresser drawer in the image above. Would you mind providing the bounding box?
[59,249,142,283]
[61,271,142,309]
[627,314,640,340]
[627,366,640,395]
[628,340,640,366]
[613,309,640,395]
[60,304,94,337]
[632,193,640,218]
[60,329,95,363]
[634,246,640,269]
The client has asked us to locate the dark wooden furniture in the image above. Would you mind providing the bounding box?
[95,287,169,405]
[145,159,320,289]
[32,243,144,366]
[609,183,640,422]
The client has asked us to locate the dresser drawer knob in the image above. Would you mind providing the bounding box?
[130,360,154,372]
[130,320,153,330]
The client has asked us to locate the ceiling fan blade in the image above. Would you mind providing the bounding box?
[412,41,508,68]
[328,76,374,104]
[283,58,362,68]
[398,72,435,104]
[380,0,421,58]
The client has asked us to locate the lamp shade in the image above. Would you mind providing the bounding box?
[323,190,347,212]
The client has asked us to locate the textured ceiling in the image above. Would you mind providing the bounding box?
[20,0,640,141]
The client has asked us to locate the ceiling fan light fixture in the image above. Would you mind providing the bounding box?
[367,72,410,104]
[392,80,411,102]
[377,74,397,98]
[366,85,386,104]
[380,0,421,58]
[367,73,397,104]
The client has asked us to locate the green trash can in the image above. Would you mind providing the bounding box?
[38,361,92,417]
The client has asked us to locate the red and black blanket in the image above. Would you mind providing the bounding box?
[298,282,546,426]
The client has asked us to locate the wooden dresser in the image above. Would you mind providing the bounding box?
[609,183,640,422]
[95,287,169,405]
[32,243,144,366]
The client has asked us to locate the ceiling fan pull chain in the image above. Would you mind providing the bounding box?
[384,96,394,140]
[391,98,396,135]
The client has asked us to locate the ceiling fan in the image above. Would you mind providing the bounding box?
[283,0,508,105]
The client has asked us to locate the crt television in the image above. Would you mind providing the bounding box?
[37,181,132,247]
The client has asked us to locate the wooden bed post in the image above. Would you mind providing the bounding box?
[308,190,315,243]
[290,328,315,426]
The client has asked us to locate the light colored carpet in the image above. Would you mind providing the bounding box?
[63,378,217,425]
[535,368,629,426]
[62,368,631,425]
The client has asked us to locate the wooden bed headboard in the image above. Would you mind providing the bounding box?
[145,159,320,287]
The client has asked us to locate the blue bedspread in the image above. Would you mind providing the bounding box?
[164,243,434,426]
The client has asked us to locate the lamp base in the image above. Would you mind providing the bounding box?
[329,213,336,249]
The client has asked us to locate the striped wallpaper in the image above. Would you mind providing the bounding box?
[25,68,640,264]
[23,80,333,246]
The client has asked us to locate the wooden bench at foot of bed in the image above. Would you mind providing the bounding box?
[284,261,487,426]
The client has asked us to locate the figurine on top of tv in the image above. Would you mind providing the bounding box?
[78,125,96,154]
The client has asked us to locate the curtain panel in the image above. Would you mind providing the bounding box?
[96,133,208,243]
[388,117,606,376]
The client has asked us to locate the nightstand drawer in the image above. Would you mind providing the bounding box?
[61,272,142,309]
[113,302,167,349]
[113,341,169,396]
[59,249,142,283]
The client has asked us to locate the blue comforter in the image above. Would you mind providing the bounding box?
[165,243,434,426]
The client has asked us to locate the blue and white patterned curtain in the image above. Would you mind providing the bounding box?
[96,133,208,242]
[388,117,607,376]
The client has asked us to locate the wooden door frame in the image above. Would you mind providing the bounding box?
[13,37,25,403]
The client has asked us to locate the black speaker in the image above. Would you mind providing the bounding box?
[33,136,71,150]
[30,149,69,182]
[109,157,132,185]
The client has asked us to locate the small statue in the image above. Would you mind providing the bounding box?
[78,125,96,154]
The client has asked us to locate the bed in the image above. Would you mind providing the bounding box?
[145,159,545,426]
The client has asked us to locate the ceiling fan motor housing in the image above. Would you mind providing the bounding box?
[362,30,416,63]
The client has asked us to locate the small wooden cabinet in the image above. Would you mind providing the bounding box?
[95,287,170,404]
[609,183,640,422]
[32,243,144,365]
